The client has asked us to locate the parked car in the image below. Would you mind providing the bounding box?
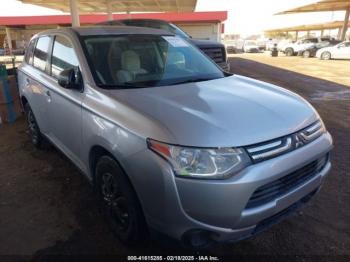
[281,37,337,56]
[297,40,341,58]
[277,39,295,52]
[266,39,278,51]
[12,48,25,55]
[224,40,239,54]
[256,40,267,51]
[316,41,350,60]
[18,27,333,248]
[243,40,260,53]
[99,19,230,72]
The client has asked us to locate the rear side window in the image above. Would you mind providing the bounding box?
[33,36,51,71]
[50,35,79,78]
[25,39,36,65]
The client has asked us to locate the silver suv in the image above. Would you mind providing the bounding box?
[18,27,333,248]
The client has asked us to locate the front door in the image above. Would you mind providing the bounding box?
[334,42,350,59]
[44,34,85,170]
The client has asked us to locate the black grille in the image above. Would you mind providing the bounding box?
[253,188,318,235]
[200,47,225,63]
[246,154,328,209]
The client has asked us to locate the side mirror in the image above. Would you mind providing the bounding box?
[58,68,82,90]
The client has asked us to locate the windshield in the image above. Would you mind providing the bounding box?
[82,35,226,89]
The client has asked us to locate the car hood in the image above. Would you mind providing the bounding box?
[107,75,318,147]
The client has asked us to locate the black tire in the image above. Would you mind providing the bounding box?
[303,50,311,58]
[321,51,331,60]
[285,48,294,56]
[25,103,43,148]
[96,156,148,245]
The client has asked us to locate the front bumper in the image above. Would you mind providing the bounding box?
[126,132,332,244]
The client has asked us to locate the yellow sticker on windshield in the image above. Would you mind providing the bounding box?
[163,36,189,47]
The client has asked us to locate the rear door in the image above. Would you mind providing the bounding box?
[19,36,52,134]
[43,34,85,170]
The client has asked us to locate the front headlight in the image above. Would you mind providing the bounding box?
[148,139,251,179]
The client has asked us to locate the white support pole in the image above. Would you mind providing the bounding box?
[295,31,299,41]
[217,23,222,43]
[69,0,80,27]
[106,0,113,21]
[5,27,13,55]
[340,8,350,41]
[320,29,324,37]
[338,27,342,39]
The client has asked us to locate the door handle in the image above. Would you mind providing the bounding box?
[46,90,51,97]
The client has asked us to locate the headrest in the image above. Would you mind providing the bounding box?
[121,50,141,71]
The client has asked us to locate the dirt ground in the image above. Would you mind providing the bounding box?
[229,52,350,87]
[0,56,349,261]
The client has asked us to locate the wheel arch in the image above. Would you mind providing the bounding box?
[88,145,137,194]
[88,144,148,225]
[21,95,29,108]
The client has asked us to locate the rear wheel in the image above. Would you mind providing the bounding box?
[303,50,311,58]
[96,156,147,245]
[321,51,331,60]
[285,48,294,56]
[25,103,43,148]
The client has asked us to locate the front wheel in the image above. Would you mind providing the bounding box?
[321,51,331,60]
[25,103,43,148]
[285,48,294,56]
[96,156,148,245]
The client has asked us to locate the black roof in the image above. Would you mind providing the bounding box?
[73,26,173,36]
[35,26,174,37]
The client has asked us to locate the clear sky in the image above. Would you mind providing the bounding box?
[0,0,347,36]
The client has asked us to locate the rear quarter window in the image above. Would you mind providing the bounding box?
[25,39,36,65]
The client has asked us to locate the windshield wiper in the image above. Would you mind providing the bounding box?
[98,82,147,89]
[170,77,219,85]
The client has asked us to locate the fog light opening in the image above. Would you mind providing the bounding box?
[182,229,215,249]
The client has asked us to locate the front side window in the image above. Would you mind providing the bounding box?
[51,35,79,78]
[25,39,36,65]
[82,34,226,89]
[33,36,51,71]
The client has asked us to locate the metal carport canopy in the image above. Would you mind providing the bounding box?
[265,20,350,33]
[274,0,350,40]
[18,0,198,26]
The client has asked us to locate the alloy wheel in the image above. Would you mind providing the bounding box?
[101,173,130,232]
[27,110,39,145]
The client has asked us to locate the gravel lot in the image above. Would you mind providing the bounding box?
[0,55,349,261]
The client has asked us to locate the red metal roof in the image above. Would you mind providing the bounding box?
[0,11,227,26]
